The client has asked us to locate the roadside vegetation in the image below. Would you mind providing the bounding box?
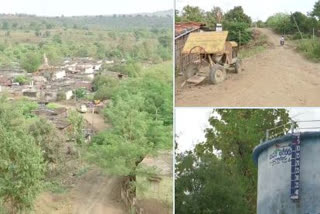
[265,0,320,61]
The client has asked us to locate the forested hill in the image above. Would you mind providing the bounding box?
[0,10,173,30]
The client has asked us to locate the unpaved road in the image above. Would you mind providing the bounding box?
[54,102,110,131]
[35,103,124,214]
[34,169,125,214]
[176,28,320,107]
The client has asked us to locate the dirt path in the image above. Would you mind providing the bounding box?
[35,169,126,214]
[34,103,124,214]
[54,102,109,131]
[176,28,320,107]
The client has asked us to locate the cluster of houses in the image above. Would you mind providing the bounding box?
[0,55,113,102]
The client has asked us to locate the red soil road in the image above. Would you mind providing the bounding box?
[175,28,320,107]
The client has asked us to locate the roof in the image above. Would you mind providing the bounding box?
[175,22,205,37]
[252,131,320,164]
[182,31,229,54]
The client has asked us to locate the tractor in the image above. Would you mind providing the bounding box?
[182,31,242,85]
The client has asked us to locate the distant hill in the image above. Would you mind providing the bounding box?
[0,11,173,30]
[136,10,173,17]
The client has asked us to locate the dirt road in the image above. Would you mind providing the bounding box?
[54,102,109,131]
[35,169,125,214]
[34,103,124,214]
[176,28,320,107]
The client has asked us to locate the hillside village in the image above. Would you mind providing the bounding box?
[0,9,173,213]
[0,55,124,102]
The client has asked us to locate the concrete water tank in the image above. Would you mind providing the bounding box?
[253,132,320,214]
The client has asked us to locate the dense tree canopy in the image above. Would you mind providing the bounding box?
[0,97,45,212]
[176,109,292,213]
[176,152,248,214]
[88,62,172,189]
[224,6,252,24]
[180,6,205,22]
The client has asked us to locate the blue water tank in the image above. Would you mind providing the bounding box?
[253,132,320,214]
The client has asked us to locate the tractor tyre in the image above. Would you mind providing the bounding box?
[209,64,226,84]
[235,59,242,73]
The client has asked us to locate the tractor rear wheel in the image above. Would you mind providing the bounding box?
[183,63,198,80]
[209,64,226,84]
[235,59,242,73]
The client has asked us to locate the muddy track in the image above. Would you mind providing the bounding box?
[34,169,126,214]
[175,28,320,107]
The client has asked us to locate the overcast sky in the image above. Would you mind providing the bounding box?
[0,0,172,16]
[176,108,320,153]
[176,0,317,21]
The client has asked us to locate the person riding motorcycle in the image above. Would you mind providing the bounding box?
[280,35,285,46]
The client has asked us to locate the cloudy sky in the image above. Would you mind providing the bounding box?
[176,0,317,21]
[176,108,320,153]
[0,0,172,16]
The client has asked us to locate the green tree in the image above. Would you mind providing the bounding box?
[266,13,295,34]
[203,7,223,28]
[67,111,85,145]
[0,97,45,212]
[194,109,292,213]
[311,0,320,20]
[20,52,41,73]
[29,118,64,164]
[224,22,251,44]
[224,6,252,24]
[181,6,205,22]
[291,12,318,34]
[176,152,248,214]
[88,64,172,195]
[14,75,29,85]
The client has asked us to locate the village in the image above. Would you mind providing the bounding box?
[0,54,173,214]
[0,55,125,132]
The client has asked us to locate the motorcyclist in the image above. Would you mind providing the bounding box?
[280,35,285,46]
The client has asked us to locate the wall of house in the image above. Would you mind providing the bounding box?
[65,90,73,100]
[136,175,172,206]
[54,70,66,79]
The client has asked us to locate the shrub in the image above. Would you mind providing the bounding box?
[224,22,252,44]
[92,75,120,101]
[266,13,294,34]
[14,75,29,85]
[20,52,41,73]
[94,85,115,100]
[74,88,87,99]
[46,103,59,110]
[29,118,64,164]
[296,39,320,61]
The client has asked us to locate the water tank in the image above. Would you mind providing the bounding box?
[253,132,320,214]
